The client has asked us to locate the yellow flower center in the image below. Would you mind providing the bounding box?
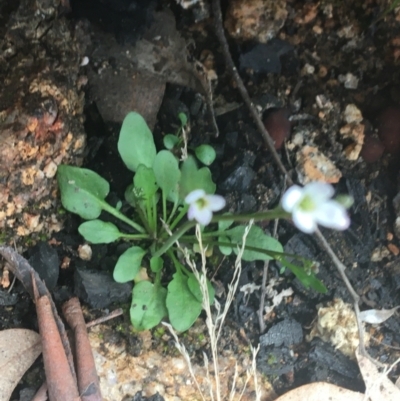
[299,195,316,211]
[196,198,208,209]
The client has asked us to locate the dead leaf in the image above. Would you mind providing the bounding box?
[264,287,294,315]
[359,306,400,324]
[274,382,363,401]
[356,348,400,401]
[0,329,42,401]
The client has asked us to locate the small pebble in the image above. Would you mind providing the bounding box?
[338,73,359,89]
[343,104,363,124]
[377,106,400,154]
[78,244,92,261]
[263,108,291,149]
[388,243,399,256]
[360,135,385,163]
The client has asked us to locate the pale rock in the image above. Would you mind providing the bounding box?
[338,73,359,89]
[43,160,58,178]
[301,63,315,75]
[296,146,342,184]
[339,123,365,160]
[343,104,363,124]
[78,244,92,261]
[89,325,275,401]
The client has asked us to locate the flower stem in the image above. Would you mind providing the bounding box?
[169,204,189,230]
[153,208,290,257]
[120,233,151,240]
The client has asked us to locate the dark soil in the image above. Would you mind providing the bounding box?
[2,0,400,400]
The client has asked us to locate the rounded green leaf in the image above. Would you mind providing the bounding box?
[124,183,136,207]
[118,112,156,172]
[57,165,109,219]
[195,144,216,166]
[179,156,198,199]
[163,134,179,150]
[134,165,158,200]
[187,273,215,305]
[166,273,202,332]
[150,256,163,273]
[196,167,216,194]
[113,246,147,283]
[178,112,187,126]
[130,281,167,330]
[218,235,233,256]
[179,157,216,199]
[225,225,283,261]
[78,220,121,244]
[167,183,179,204]
[153,150,181,196]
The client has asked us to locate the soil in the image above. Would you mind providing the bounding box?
[1,0,400,400]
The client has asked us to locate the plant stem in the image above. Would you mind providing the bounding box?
[169,204,189,230]
[180,230,226,240]
[154,220,194,258]
[166,199,179,226]
[167,249,189,275]
[132,198,153,235]
[162,193,167,223]
[146,199,154,232]
[152,196,158,234]
[120,233,151,240]
[153,208,289,257]
[101,202,146,233]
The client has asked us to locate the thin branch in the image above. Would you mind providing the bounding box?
[211,0,292,183]
[314,229,385,368]
[211,0,384,368]
[85,308,123,328]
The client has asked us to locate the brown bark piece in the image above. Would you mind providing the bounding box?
[63,297,103,401]
[0,246,76,379]
[0,0,88,245]
[33,279,80,401]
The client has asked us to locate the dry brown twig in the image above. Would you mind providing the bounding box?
[63,297,103,401]
[211,0,384,367]
[211,0,292,183]
[32,274,81,401]
[0,246,105,401]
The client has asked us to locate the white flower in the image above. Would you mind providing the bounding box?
[185,189,226,226]
[281,182,350,234]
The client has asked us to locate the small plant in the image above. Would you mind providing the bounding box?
[57,112,351,332]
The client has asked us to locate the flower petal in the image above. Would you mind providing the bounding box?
[314,201,350,230]
[292,210,317,233]
[303,182,334,202]
[185,189,206,205]
[187,203,200,221]
[205,194,226,211]
[194,208,213,226]
[281,186,303,212]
